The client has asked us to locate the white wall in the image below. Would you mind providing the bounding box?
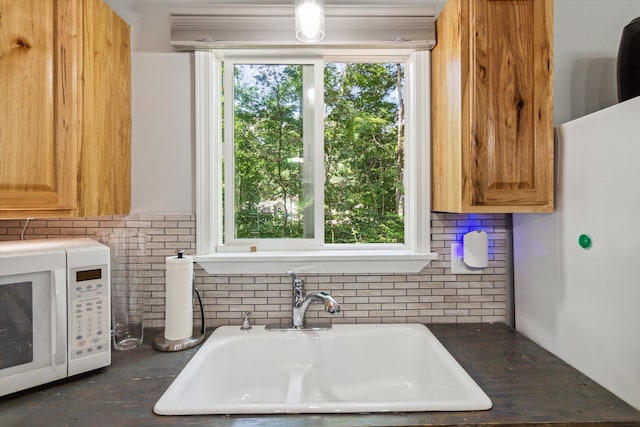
[116,0,640,211]
[554,0,640,124]
[130,53,194,213]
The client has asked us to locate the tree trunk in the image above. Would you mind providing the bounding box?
[325,63,351,243]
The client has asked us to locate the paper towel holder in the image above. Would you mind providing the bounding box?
[153,252,206,352]
[153,285,206,351]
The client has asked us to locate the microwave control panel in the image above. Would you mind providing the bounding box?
[68,265,110,361]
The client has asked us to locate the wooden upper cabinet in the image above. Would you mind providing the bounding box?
[80,0,131,217]
[0,0,80,218]
[432,0,554,213]
[0,0,130,219]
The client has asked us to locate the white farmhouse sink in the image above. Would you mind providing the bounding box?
[154,323,492,415]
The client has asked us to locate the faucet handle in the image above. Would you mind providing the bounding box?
[288,271,305,303]
[289,271,304,288]
[287,271,302,280]
[287,271,304,285]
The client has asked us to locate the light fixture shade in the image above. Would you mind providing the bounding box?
[295,0,325,43]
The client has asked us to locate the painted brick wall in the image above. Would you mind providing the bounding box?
[0,213,508,327]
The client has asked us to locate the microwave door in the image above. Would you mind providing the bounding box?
[0,252,68,397]
[0,282,33,369]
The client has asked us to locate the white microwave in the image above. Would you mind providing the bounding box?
[0,238,111,397]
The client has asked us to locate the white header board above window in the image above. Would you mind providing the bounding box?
[170,4,436,51]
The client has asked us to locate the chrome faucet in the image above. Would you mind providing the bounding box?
[288,271,340,328]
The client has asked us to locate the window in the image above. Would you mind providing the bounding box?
[224,59,323,250]
[194,50,436,274]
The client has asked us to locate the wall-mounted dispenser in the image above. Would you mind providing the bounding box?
[451,230,489,274]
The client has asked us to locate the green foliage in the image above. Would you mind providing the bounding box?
[235,206,303,239]
[233,64,305,238]
[230,61,405,243]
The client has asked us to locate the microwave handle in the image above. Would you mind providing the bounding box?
[52,268,67,366]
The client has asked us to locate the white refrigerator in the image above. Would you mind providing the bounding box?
[513,96,640,410]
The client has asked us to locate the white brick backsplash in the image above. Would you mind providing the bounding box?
[1,212,508,327]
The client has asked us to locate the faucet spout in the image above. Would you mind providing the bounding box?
[306,291,341,313]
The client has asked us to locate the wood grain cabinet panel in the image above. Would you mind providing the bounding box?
[0,0,130,219]
[0,0,79,217]
[432,0,554,213]
[80,0,131,217]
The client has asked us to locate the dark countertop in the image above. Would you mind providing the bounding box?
[2,323,640,427]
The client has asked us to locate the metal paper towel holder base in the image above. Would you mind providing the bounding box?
[153,287,206,352]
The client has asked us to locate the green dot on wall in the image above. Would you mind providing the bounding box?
[578,234,592,250]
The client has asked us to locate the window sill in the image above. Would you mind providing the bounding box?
[194,250,438,274]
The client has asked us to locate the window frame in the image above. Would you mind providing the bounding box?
[194,49,437,274]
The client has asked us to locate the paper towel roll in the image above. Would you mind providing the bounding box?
[164,255,194,340]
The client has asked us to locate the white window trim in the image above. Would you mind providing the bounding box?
[194,50,437,274]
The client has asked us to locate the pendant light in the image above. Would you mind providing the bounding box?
[295,0,325,43]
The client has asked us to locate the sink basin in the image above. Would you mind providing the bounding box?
[153,323,492,415]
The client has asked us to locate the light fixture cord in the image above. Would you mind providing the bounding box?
[20,218,33,240]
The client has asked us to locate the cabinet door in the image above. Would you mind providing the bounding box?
[79,0,131,216]
[0,0,80,218]
[470,0,553,209]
